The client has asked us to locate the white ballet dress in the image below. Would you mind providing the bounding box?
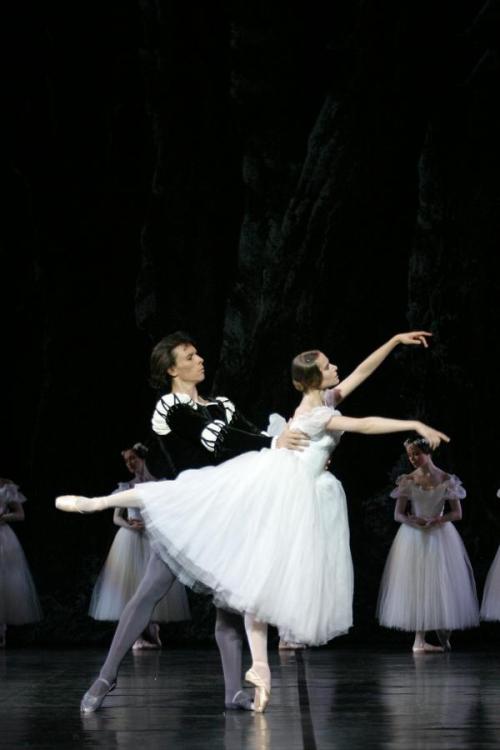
[376,474,479,631]
[89,482,190,622]
[0,484,43,624]
[136,405,354,646]
[480,546,500,621]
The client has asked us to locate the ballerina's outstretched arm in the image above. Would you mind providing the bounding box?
[331,331,431,405]
[56,486,145,514]
[325,415,449,451]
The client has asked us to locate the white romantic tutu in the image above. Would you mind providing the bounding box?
[480,546,500,621]
[89,525,190,622]
[377,474,479,631]
[0,524,43,624]
[137,406,353,646]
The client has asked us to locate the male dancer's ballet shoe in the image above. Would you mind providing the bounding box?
[80,677,117,714]
[55,496,103,513]
[245,668,271,713]
[225,690,254,711]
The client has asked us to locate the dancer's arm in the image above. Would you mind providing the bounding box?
[154,397,308,460]
[426,499,462,526]
[113,508,130,528]
[0,501,24,524]
[326,414,449,450]
[394,497,428,529]
[329,332,431,405]
[112,508,144,530]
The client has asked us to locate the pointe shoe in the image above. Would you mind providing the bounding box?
[245,667,271,713]
[412,643,445,654]
[55,495,101,513]
[225,690,254,711]
[80,677,117,714]
[278,639,307,650]
[436,630,452,651]
[132,638,159,650]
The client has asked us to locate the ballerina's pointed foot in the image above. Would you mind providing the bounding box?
[412,643,445,654]
[245,666,271,713]
[55,495,104,513]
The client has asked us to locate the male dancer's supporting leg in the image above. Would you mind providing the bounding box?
[215,608,253,710]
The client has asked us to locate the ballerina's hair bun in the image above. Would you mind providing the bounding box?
[291,351,322,392]
[403,436,433,454]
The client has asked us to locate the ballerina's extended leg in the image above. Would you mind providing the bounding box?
[244,613,271,712]
[55,488,142,513]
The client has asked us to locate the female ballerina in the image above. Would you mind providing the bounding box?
[56,331,449,711]
[89,445,190,649]
[480,488,500,622]
[0,478,43,647]
[376,437,479,652]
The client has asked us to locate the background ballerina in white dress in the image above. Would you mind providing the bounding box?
[57,331,449,711]
[376,436,479,652]
[480,488,500,622]
[0,478,42,647]
[89,445,190,649]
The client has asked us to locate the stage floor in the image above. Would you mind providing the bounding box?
[1,647,499,749]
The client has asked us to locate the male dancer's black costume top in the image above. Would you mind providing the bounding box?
[147,393,274,478]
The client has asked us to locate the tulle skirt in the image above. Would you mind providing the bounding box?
[89,527,190,622]
[480,546,500,621]
[136,447,354,646]
[376,523,479,631]
[0,525,42,624]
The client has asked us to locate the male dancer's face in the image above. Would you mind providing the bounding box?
[168,344,205,386]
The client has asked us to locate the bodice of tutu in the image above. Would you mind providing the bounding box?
[391,474,466,520]
[289,406,342,478]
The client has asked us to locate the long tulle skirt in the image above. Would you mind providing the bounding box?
[480,546,500,621]
[136,447,354,646]
[376,523,479,631]
[89,527,190,622]
[0,525,42,624]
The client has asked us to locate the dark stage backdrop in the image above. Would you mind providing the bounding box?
[3,1,500,646]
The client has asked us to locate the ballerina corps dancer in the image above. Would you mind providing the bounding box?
[376,436,479,652]
[480,488,500,622]
[56,331,449,712]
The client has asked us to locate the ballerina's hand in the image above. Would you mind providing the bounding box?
[408,514,428,527]
[129,519,145,532]
[396,331,432,348]
[415,423,450,450]
[425,516,443,527]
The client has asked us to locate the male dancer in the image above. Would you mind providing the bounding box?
[80,331,308,713]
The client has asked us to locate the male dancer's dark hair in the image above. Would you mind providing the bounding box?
[150,331,196,390]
